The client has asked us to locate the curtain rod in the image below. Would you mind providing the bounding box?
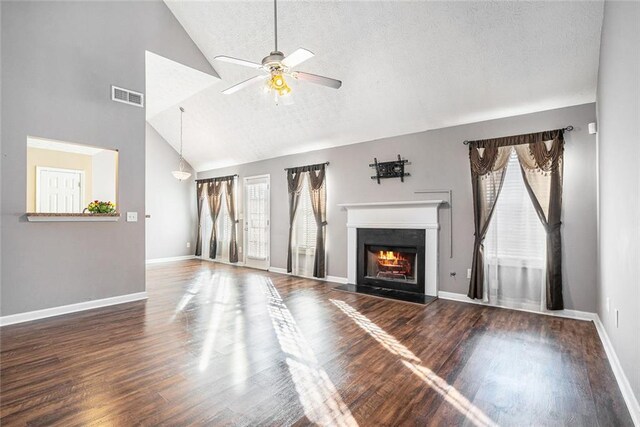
[284,161,329,171]
[195,174,238,183]
[462,126,573,145]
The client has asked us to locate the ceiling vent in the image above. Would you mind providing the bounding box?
[111,85,144,108]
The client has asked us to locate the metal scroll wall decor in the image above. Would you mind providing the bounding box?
[370,155,411,184]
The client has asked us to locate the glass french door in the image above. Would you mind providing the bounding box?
[243,175,270,270]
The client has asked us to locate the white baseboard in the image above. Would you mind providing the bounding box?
[0,292,148,327]
[437,291,597,321]
[268,267,349,284]
[146,255,195,264]
[593,316,640,425]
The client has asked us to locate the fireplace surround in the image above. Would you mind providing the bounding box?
[357,228,425,294]
[339,200,444,297]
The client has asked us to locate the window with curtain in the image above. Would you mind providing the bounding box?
[201,187,233,260]
[292,175,317,277]
[484,149,547,311]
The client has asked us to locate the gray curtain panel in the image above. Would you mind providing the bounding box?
[286,169,305,273]
[195,182,206,256]
[467,145,511,300]
[514,133,565,310]
[206,181,224,259]
[467,129,566,310]
[224,177,239,263]
[308,166,327,278]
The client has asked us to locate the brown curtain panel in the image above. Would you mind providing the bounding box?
[308,166,327,278]
[224,177,239,263]
[467,145,511,300]
[194,182,206,256]
[286,170,305,273]
[467,129,566,310]
[206,181,224,259]
[514,133,565,310]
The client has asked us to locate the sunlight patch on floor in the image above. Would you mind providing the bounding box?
[330,299,497,427]
[263,278,358,427]
[199,276,231,371]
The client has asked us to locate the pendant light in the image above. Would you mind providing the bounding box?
[172,106,192,181]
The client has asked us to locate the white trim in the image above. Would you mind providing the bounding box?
[0,292,148,327]
[593,316,640,426]
[346,222,440,230]
[26,214,120,222]
[268,266,349,284]
[338,200,445,208]
[146,255,196,264]
[436,291,597,321]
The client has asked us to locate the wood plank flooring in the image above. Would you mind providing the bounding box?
[0,260,633,426]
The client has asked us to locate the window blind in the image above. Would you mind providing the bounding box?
[485,150,546,266]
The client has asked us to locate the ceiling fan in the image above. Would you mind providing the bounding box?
[214,0,342,100]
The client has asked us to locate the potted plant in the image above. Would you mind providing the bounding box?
[84,200,116,214]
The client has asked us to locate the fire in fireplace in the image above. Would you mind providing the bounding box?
[357,228,425,294]
[366,248,417,283]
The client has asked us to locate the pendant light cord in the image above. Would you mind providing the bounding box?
[179,107,185,161]
[274,0,278,52]
[179,107,185,170]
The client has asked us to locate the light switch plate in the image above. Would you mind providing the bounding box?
[126,212,138,222]
[467,268,472,279]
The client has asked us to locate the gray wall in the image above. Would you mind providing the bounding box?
[145,124,196,260]
[596,0,640,404]
[0,1,215,316]
[200,103,598,312]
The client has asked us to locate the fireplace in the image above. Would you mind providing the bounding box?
[340,200,443,298]
[357,228,426,294]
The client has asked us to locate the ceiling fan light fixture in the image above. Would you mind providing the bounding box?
[268,72,291,96]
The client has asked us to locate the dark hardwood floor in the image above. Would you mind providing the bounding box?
[0,260,633,426]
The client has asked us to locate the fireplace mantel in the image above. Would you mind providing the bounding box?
[339,200,444,296]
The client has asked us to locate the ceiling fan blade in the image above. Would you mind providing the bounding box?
[282,48,315,68]
[214,55,262,69]
[291,71,342,89]
[222,75,267,95]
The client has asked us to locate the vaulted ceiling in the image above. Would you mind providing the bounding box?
[147,0,604,171]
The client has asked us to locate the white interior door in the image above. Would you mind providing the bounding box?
[243,175,270,270]
[37,167,84,213]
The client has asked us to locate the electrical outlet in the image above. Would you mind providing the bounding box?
[186,242,191,248]
[615,309,619,328]
[606,297,610,313]
[467,268,472,279]
[126,212,138,222]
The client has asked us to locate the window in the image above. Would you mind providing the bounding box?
[292,175,317,276]
[484,149,546,310]
[246,181,269,260]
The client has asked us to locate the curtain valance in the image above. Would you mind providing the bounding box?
[196,174,238,184]
[466,129,564,149]
[284,162,329,174]
[469,129,564,177]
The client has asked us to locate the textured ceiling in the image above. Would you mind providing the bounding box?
[152,0,604,171]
